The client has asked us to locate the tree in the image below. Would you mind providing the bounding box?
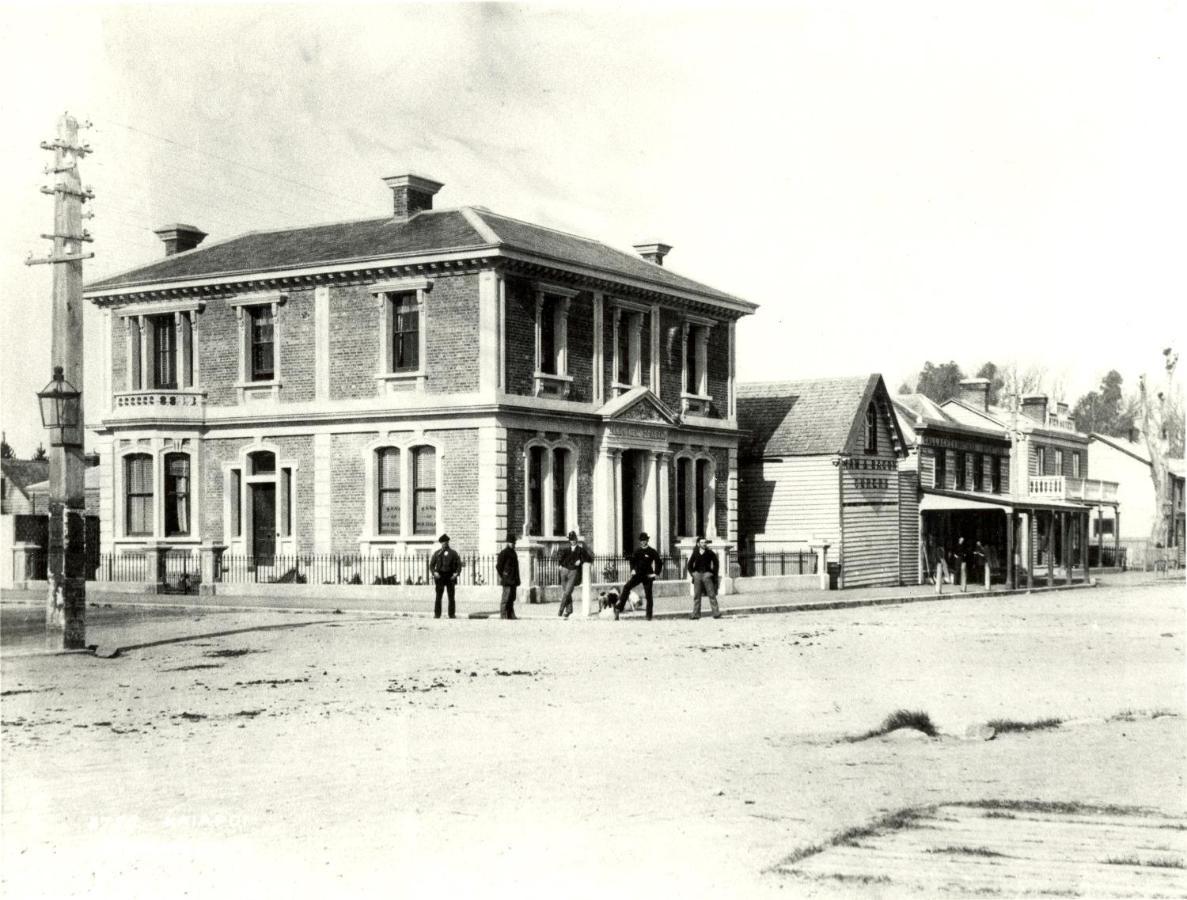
[32,444,47,461]
[975,362,1006,406]
[1072,370,1135,437]
[1138,348,1181,556]
[0,433,13,459]
[897,381,913,395]
[915,361,965,403]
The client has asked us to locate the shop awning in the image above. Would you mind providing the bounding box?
[920,489,1090,514]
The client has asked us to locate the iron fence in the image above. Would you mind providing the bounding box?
[1087,544,1127,569]
[734,549,818,578]
[218,553,499,586]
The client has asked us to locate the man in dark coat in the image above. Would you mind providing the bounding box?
[556,530,592,619]
[686,535,722,619]
[616,532,662,620]
[496,533,520,620]
[429,533,462,619]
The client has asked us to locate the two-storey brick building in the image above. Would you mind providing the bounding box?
[84,174,755,571]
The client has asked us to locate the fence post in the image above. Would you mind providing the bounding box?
[960,561,968,593]
[984,562,991,590]
[199,543,227,594]
[810,541,830,591]
[144,543,170,594]
[935,562,944,594]
[517,541,543,602]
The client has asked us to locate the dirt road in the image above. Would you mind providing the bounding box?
[2,581,1184,898]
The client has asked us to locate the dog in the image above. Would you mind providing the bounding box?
[597,589,640,619]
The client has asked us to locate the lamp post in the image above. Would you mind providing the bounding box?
[28,113,92,650]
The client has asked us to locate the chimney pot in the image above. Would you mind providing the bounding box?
[958,378,991,412]
[1020,393,1048,425]
[154,224,207,256]
[633,241,672,266]
[383,174,444,221]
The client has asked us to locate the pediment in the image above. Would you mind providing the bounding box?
[598,387,679,426]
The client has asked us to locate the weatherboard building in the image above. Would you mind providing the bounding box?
[83,174,755,569]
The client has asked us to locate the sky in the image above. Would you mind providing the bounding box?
[0,2,1183,456]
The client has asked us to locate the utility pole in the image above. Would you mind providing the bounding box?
[28,112,94,650]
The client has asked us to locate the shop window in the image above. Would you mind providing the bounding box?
[377,448,401,535]
[163,453,190,536]
[124,454,153,537]
[412,446,437,536]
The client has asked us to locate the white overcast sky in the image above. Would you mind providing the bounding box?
[0,2,1183,455]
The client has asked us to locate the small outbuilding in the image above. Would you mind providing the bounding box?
[736,374,907,588]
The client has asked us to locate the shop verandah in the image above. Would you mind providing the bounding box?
[918,492,1113,588]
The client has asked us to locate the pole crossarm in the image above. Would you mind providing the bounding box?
[39,139,91,155]
[25,252,96,266]
[41,231,94,242]
[40,184,95,201]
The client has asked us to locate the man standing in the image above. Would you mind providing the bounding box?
[686,536,722,619]
[429,533,461,619]
[616,532,662,620]
[496,532,520,620]
[556,530,592,619]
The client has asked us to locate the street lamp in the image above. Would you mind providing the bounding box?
[37,366,83,448]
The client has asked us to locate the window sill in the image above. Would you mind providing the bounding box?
[611,381,644,397]
[236,380,282,404]
[375,371,426,395]
[680,391,713,416]
[534,372,573,399]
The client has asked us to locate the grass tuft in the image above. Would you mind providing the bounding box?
[768,806,934,871]
[986,717,1062,734]
[958,799,1149,817]
[849,709,938,742]
[1104,856,1185,868]
[927,845,1009,858]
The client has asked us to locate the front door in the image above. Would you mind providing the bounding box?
[252,483,276,561]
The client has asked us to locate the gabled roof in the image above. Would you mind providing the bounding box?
[892,394,1009,449]
[597,386,679,425]
[85,206,752,310]
[942,398,1088,441]
[738,374,904,457]
[1,459,49,494]
[1089,432,1151,465]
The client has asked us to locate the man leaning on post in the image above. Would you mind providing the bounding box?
[556,530,592,619]
[686,535,722,620]
[429,533,462,619]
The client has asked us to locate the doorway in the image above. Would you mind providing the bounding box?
[251,483,276,562]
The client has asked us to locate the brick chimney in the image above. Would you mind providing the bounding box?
[1020,393,1048,424]
[154,224,207,256]
[633,241,672,266]
[958,378,991,412]
[383,174,443,221]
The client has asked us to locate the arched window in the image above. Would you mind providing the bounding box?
[675,453,716,539]
[125,454,153,537]
[412,446,437,535]
[163,452,190,536]
[377,447,401,535]
[524,441,576,539]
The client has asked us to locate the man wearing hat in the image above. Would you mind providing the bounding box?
[616,532,662,620]
[556,530,592,619]
[429,533,462,619]
[495,532,520,620]
[685,535,722,619]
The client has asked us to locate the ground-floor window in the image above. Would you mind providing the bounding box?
[163,453,190,536]
[125,454,153,536]
[675,454,714,538]
[524,440,576,539]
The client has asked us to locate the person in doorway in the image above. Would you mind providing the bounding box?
[496,532,520,620]
[556,531,592,618]
[616,532,662,620]
[686,536,722,619]
[973,539,989,584]
[429,534,462,619]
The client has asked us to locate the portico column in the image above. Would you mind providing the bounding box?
[657,452,671,556]
[1046,511,1055,587]
[1025,511,1034,591]
[706,460,718,539]
[1114,508,1121,568]
[1061,511,1071,584]
[642,451,658,546]
[611,450,623,556]
[1005,509,1014,590]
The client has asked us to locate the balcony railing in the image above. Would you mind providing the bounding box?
[1029,475,1118,503]
[112,389,206,420]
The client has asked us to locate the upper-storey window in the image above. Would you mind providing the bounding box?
[955,450,967,491]
[151,315,177,389]
[1036,446,1046,475]
[118,302,201,395]
[991,455,1002,493]
[534,285,576,398]
[1072,451,1081,478]
[391,293,419,372]
[249,305,274,381]
[864,403,878,454]
[1054,448,1064,475]
[973,454,984,492]
[681,317,714,415]
[934,448,947,489]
